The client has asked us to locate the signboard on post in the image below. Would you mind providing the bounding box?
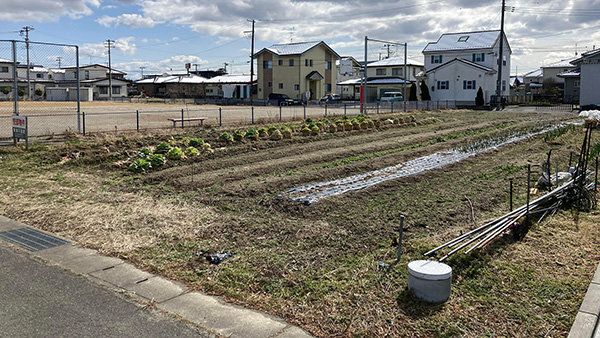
[12,115,28,147]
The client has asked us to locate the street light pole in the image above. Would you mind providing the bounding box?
[20,26,34,100]
[105,39,115,101]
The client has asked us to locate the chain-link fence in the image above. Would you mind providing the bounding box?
[0,40,79,140]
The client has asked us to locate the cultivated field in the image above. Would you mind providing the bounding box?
[0,108,598,337]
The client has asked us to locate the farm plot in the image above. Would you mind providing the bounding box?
[0,109,598,337]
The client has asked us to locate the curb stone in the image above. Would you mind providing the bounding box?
[569,263,600,338]
[0,215,313,338]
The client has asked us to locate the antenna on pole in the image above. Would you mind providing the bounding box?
[104,39,115,101]
[56,56,62,68]
[19,26,34,100]
[139,66,146,78]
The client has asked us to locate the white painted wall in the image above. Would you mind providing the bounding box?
[580,58,600,105]
[427,62,496,103]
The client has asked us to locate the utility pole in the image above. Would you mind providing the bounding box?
[105,39,115,100]
[56,56,62,68]
[495,0,506,111]
[20,26,34,100]
[245,19,255,103]
[139,66,145,79]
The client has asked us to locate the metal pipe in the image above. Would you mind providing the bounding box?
[136,110,139,132]
[509,178,513,211]
[397,215,404,262]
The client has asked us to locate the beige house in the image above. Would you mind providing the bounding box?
[253,41,340,101]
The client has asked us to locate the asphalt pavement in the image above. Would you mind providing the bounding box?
[0,244,212,338]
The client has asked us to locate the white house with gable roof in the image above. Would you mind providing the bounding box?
[421,30,511,105]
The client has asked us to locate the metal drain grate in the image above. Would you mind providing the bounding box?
[0,227,69,251]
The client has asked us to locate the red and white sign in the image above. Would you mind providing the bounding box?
[12,115,27,139]
[185,63,191,69]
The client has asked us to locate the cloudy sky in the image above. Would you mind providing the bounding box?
[1,0,598,79]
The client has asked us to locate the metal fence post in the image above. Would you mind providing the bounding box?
[12,40,17,116]
[325,105,327,117]
[526,164,531,219]
[82,112,86,136]
[279,105,282,121]
[344,104,347,116]
[391,101,394,114]
[377,102,379,114]
[397,215,405,262]
[251,106,254,125]
[303,105,306,120]
[219,107,222,126]
[509,178,513,211]
[136,110,139,132]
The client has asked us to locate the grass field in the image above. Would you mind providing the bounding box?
[0,109,598,337]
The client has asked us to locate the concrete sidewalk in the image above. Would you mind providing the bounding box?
[0,215,312,338]
[568,263,600,338]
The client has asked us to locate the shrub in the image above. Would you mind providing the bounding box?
[409,83,417,101]
[219,132,234,143]
[35,88,43,96]
[18,89,25,97]
[420,81,431,101]
[1,87,9,95]
[184,146,200,156]
[167,147,184,160]
[148,154,166,167]
[138,148,152,158]
[129,159,151,173]
[189,138,205,147]
[476,87,485,106]
[155,142,171,154]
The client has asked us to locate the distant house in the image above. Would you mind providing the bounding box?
[421,30,511,105]
[568,49,600,106]
[203,74,256,99]
[557,69,580,103]
[541,58,577,89]
[336,56,361,99]
[57,64,130,100]
[253,41,340,101]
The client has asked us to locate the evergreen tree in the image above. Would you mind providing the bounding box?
[409,83,418,101]
[476,87,485,106]
[420,81,431,101]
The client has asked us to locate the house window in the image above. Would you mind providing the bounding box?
[289,59,294,66]
[85,70,89,80]
[472,53,485,62]
[325,61,332,70]
[99,87,108,94]
[458,36,469,42]
[463,80,476,90]
[305,59,308,67]
[431,55,443,64]
[437,80,449,90]
[268,82,272,87]
[575,80,580,88]
[278,83,283,89]
[503,55,507,66]
[278,60,283,66]
[294,84,300,90]
[74,71,78,79]
[502,80,506,92]
[376,69,386,75]
[325,84,332,92]
[112,87,120,95]
[36,73,44,78]
[0,66,8,73]
[392,68,402,76]
[263,60,272,69]
[310,60,313,67]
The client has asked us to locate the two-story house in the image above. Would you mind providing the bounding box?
[253,41,340,101]
[567,49,600,107]
[336,56,361,99]
[0,59,52,99]
[58,64,130,100]
[338,57,424,101]
[541,58,577,89]
[421,30,511,105]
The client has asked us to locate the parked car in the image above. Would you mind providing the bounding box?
[268,93,300,106]
[318,93,342,105]
[380,92,404,102]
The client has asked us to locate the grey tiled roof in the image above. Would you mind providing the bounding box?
[423,30,502,53]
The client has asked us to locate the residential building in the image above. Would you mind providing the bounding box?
[569,49,600,106]
[336,56,361,99]
[557,69,580,103]
[541,58,577,89]
[57,64,130,100]
[337,57,424,101]
[253,41,340,101]
[421,30,511,105]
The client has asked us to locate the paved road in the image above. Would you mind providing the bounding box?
[0,244,211,338]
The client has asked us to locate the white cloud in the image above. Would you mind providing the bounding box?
[0,0,98,22]
[96,13,156,28]
[115,37,138,55]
